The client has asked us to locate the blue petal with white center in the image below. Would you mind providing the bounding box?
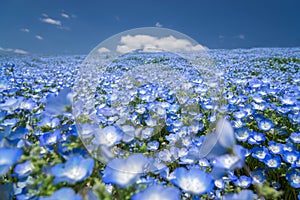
[0,147,23,176]
[102,154,152,188]
[50,155,94,184]
[171,167,213,195]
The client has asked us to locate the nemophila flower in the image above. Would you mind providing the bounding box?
[214,179,225,189]
[40,187,82,200]
[264,155,281,168]
[282,150,299,165]
[268,141,283,155]
[0,97,22,112]
[39,130,61,146]
[235,127,250,142]
[20,99,37,111]
[236,175,252,188]
[289,132,300,144]
[257,118,274,131]
[286,169,300,188]
[44,87,72,116]
[222,190,257,200]
[251,146,269,162]
[120,125,135,143]
[171,167,213,195]
[0,147,23,176]
[51,155,94,184]
[250,169,266,185]
[234,110,247,119]
[248,131,266,145]
[92,125,123,147]
[37,116,60,129]
[199,118,235,159]
[102,154,152,188]
[14,160,34,179]
[7,126,28,141]
[147,140,159,151]
[131,185,180,200]
[280,95,296,106]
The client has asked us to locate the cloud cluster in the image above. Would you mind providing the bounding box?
[35,35,44,40]
[0,47,28,54]
[40,17,62,26]
[20,28,30,33]
[116,34,207,54]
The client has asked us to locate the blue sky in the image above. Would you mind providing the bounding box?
[0,0,300,54]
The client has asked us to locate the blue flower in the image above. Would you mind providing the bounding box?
[264,155,281,168]
[131,185,180,200]
[14,160,34,179]
[235,127,250,142]
[171,167,213,195]
[44,87,72,116]
[92,125,123,147]
[39,130,61,146]
[236,175,252,188]
[251,146,269,162]
[0,148,23,176]
[40,187,82,200]
[286,169,300,188]
[20,99,37,111]
[267,141,283,155]
[248,131,266,145]
[199,118,235,159]
[102,154,152,188]
[257,118,274,131]
[51,155,94,184]
[289,132,300,144]
[282,150,299,165]
[250,169,266,185]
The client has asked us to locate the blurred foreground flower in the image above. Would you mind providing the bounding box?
[0,147,23,176]
[102,154,152,188]
[51,155,94,184]
[171,167,213,195]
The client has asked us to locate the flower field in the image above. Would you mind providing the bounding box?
[0,48,299,199]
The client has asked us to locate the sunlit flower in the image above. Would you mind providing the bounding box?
[102,154,152,188]
[171,167,213,195]
[51,155,94,184]
[0,148,23,176]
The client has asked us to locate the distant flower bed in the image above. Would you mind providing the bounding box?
[0,48,299,200]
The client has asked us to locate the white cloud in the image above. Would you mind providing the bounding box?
[98,47,111,53]
[35,35,44,40]
[20,28,30,33]
[218,35,225,39]
[61,12,70,19]
[0,47,28,54]
[155,22,163,28]
[14,49,29,54]
[40,17,62,26]
[116,34,207,54]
